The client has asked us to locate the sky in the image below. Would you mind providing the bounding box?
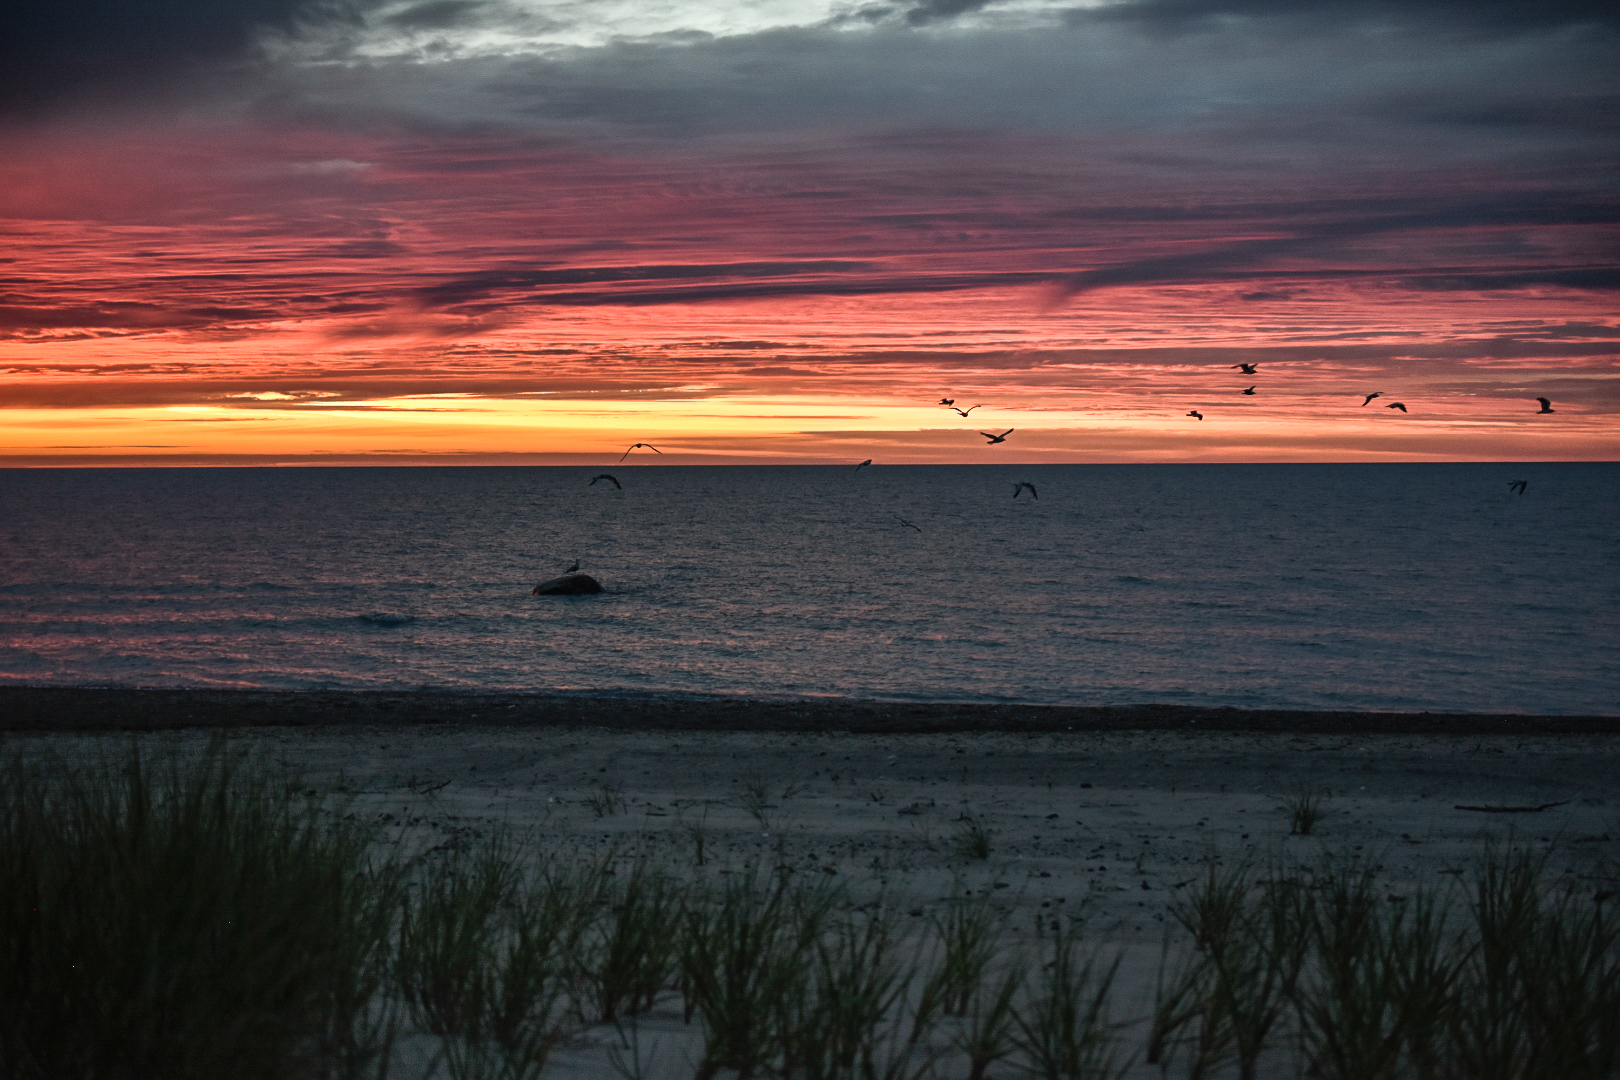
[2,0,1616,465]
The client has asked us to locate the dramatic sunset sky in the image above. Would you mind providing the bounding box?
[3,0,1616,464]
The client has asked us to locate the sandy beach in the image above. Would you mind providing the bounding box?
[5,689,1616,1077]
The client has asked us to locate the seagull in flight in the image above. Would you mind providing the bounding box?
[619,443,662,461]
[1508,480,1528,494]
[897,516,922,532]
[855,459,872,470]
[1232,363,1259,375]
[589,474,621,489]
[1536,397,1555,414]
[1187,410,1203,420]
[937,398,955,406]
[1012,481,1038,500]
[1361,392,1383,406]
[949,405,983,417]
[980,429,1014,444]
[1242,386,1256,396]
[1386,401,1407,412]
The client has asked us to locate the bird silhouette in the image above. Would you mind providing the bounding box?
[979,429,1013,444]
[589,474,622,489]
[1187,410,1203,420]
[897,517,923,533]
[937,398,955,406]
[1361,392,1383,406]
[1012,481,1038,500]
[1508,480,1528,494]
[619,443,662,461]
[950,405,983,417]
[1536,397,1555,414]
[855,459,872,470]
[564,561,580,574]
[1232,363,1259,374]
[1386,402,1407,412]
[1242,386,1256,396]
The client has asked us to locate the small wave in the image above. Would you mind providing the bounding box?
[358,613,416,627]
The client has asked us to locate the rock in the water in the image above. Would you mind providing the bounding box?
[531,573,603,596]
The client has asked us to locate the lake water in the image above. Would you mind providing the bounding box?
[0,463,1614,714]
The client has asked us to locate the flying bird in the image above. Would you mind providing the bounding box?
[1012,481,1038,500]
[619,443,662,461]
[937,398,955,406]
[1386,402,1407,412]
[1232,363,1259,375]
[855,459,872,470]
[1536,397,1555,414]
[589,474,621,489]
[1508,480,1528,494]
[897,517,922,533]
[979,429,1014,444]
[1361,393,1383,406]
[949,405,983,417]
[1242,386,1256,396]
[1187,410,1203,420]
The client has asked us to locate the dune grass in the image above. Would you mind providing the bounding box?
[0,740,399,1080]
[4,741,1615,1079]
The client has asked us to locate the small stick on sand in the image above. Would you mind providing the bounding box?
[1454,800,1569,813]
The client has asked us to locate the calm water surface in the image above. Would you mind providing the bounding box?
[1,464,1614,714]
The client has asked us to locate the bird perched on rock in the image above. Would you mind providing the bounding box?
[1536,397,1555,414]
[1012,481,1038,499]
[1361,392,1383,406]
[1387,402,1407,412]
[589,474,621,489]
[980,429,1013,444]
[1187,410,1203,420]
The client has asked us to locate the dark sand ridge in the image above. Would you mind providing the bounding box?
[0,686,1614,734]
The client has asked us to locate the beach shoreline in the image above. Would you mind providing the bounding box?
[6,692,1618,1077]
[0,684,1613,735]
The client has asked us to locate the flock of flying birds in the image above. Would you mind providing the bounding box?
[581,378,1558,503]
[1183,363,1557,422]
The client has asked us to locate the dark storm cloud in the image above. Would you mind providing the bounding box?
[0,301,281,335]
[903,0,1003,27]
[417,260,875,308]
[383,0,488,31]
[416,261,1059,312]
[1082,0,1620,34]
[0,0,364,114]
[1400,269,1620,291]
[1055,198,1620,299]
